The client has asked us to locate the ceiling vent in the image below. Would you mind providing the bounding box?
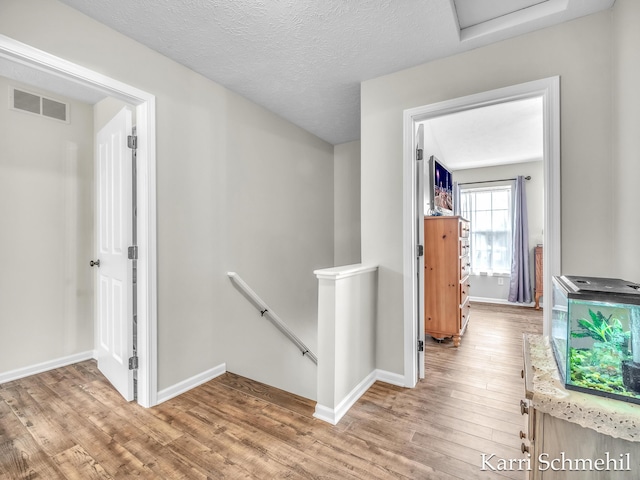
[9,86,69,122]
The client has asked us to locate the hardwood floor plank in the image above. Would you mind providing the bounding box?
[52,444,114,480]
[123,434,208,480]
[0,385,75,457]
[85,378,184,445]
[29,382,156,479]
[214,372,316,417]
[166,433,256,479]
[0,433,65,479]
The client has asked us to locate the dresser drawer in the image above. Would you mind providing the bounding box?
[459,298,471,329]
[460,237,470,257]
[460,255,470,279]
[460,280,470,306]
[459,220,470,238]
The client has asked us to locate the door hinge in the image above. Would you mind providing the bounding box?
[417,244,424,257]
[127,135,137,149]
[418,339,424,352]
[416,148,423,161]
[128,355,139,370]
[128,245,138,260]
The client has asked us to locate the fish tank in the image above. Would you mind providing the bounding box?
[551,275,640,405]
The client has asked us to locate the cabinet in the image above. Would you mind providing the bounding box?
[534,245,543,310]
[521,335,640,479]
[424,216,470,347]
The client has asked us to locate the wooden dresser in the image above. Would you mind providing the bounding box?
[424,216,471,347]
[534,245,543,310]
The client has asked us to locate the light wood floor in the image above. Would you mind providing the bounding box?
[1,303,542,479]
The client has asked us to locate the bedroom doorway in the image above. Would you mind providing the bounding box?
[0,34,158,407]
[402,77,561,386]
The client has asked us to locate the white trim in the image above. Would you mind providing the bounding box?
[156,363,227,404]
[314,370,377,425]
[313,368,407,425]
[0,351,94,384]
[314,263,378,280]
[459,0,570,43]
[0,34,158,407]
[470,296,536,308]
[402,77,561,388]
[375,368,407,387]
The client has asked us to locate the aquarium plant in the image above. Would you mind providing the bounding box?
[570,309,633,396]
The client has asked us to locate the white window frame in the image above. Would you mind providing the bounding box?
[460,184,513,276]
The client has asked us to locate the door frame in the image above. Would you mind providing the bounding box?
[402,77,561,387]
[0,34,158,407]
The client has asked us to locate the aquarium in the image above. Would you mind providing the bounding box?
[551,275,640,405]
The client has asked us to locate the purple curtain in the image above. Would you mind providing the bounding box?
[508,176,532,303]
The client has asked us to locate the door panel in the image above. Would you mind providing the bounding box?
[96,107,134,401]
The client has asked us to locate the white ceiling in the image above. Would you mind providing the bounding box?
[49,0,614,146]
[423,97,544,171]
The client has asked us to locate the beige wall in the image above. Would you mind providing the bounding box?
[0,0,334,399]
[613,0,640,284]
[0,76,94,372]
[334,141,361,266]
[361,12,615,374]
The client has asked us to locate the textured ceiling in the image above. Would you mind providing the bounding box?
[423,97,543,171]
[41,0,615,144]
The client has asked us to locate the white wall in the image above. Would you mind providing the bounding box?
[0,76,94,372]
[0,0,334,400]
[219,94,333,399]
[334,141,361,266]
[613,0,640,284]
[453,161,544,302]
[361,12,614,375]
[315,265,377,424]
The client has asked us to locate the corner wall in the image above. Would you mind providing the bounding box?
[612,0,640,284]
[334,141,361,266]
[361,12,614,375]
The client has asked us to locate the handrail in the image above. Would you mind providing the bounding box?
[227,272,317,365]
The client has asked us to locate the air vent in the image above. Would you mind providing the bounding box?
[9,87,69,123]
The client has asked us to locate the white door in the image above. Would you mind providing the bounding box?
[95,107,134,401]
[416,124,425,379]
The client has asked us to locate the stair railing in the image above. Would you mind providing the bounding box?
[227,272,317,364]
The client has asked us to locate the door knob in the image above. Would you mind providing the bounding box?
[90,259,101,267]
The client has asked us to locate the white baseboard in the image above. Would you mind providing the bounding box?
[314,370,377,425]
[470,296,536,308]
[313,368,407,425]
[0,351,95,384]
[375,368,406,387]
[156,363,227,404]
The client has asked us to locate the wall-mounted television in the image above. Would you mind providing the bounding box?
[429,155,453,215]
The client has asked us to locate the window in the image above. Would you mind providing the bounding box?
[460,185,512,274]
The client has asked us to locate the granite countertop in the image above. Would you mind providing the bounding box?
[525,334,640,443]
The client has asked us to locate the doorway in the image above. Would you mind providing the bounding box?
[0,34,158,407]
[402,77,561,386]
